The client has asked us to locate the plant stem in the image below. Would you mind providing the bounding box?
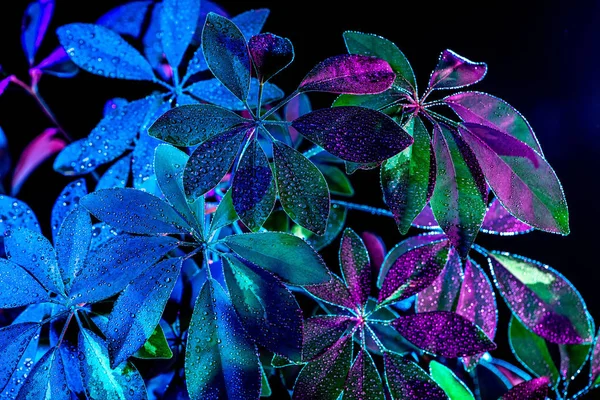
[203,248,213,280]
[56,311,74,348]
[302,146,323,159]
[261,90,299,120]
[256,81,264,118]
[153,77,175,92]
[331,200,393,218]
[426,109,459,128]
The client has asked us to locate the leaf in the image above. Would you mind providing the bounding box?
[0,195,40,234]
[382,116,436,234]
[412,205,440,230]
[233,139,276,231]
[298,54,395,94]
[285,93,311,145]
[202,13,251,102]
[500,376,550,400]
[4,226,63,296]
[107,258,181,367]
[339,228,371,309]
[291,203,347,251]
[428,50,487,90]
[301,317,351,362]
[317,164,354,197]
[0,77,10,96]
[384,352,448,400]
[184,126,248,201]
[292,335,353,400]
[78,329,148,400]
[273,140,329,235]
[16,347,70,400]
[444,91,543,154]
[160,0,200,68]
[391,311,497,358]
[97,0,152,38]
[34,47,79,77]
[591,330,600,385]
[131,131,163,194]
[489,252,592,345]
[223,232,330,285]
[231,9,270,41]
[51,178,88,241]
[0,323,40,392]
[416,248,462,313]
[559,341,591,382]
[186,77,284,111]
[303,272,356,311]
[70,234,180,303]
[343,31,416,92]
[132,323,173,360]
[81,188,191,235]
[185,279,260,400]
[248,33,294,83]
[57,23,155,80]
[97,154,132,189]
[481,199,533,236]
[11,128,66,195]
[459,123,569,235]
[0,259,50,307]
[332,89,404,111]
[344,350,385,400]
[292,106,412,163]
[149,104,248,146]
[210,189,238,232]
[457,259,498,369]
[378,238,450,307]
[21,0,55,65]
[223,255,303,361]
[429,360,475,400]
[430,123,486,258]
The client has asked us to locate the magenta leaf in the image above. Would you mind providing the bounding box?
[361,231,386,282]
[416,247,462,313]
[21,0,55,65]
[489,252,593,345]
[302,316,354,361]
[339,228,371,309]
[291,106,412,163]
[459,123,569,235]
[412,204,441,230]
[33,47,79,78]
[284,93,311,145]
[428,50,487,90]
[298,54,395,94]
[248,33,294,83]
[11,128,66,195]
[384,352,448,400]
[430,123,487,258]
[392,311,497,358]
[304,272,356,311]
[344,350,385,400]
[0,77,10,96]
[481,199,534,236]
[381,116,436,234]
[500,376,550,400]
[378,238,450,307]
[457,259,498,370]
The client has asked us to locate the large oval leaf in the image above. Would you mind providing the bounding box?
[160,0,200,69]
[488,252,592,344]
[291,106,412,163]
[384,352,448,400]
[248,33,294,83]
[459,123,569,235]
[428,50,487,90]
[416,248,462,313]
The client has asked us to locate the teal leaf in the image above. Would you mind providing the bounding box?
[291,203,347,251]
[333,89,404,110]
[131,131,163,194]
[96,155,131,190]
[302,316,354,362]
[344,350,385,400]
[317,164,354,197]
[209,189,238,233]
[57,23,155,80]
[15,347,70,400]
[429,360,475,400]
[222,232,330,285]
[384,352,448,400]
[51,178,87,241]
[185,279,260,400]
[260,365,272,397]
[56,206,92,292]
[132,324,173,360]
[160,0,200,69]
[0,257,50,308]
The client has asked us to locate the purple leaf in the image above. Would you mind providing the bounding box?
[291,106,412,163]
[304,272,356,311]
[459,123,569,235]
[0,77,10,96]
[391,311,497,358]
[457,259,498,369]
[430,123,487,258]
[339,228,371,309]
[416,247,463,313]
[284,93,311,145]
[482,199,534,236]
[428,50,487,90]
[33,47,79,78]
[21,0,55,65]
[444,91,543,154]
[11,128,66,195]
[500,377,550,400]
[344,350,385,400]
[489,252,593,345]
[384,352,448,400]
[361,231,386,283]
[298,54,395,94]
[412,205,441,230]
[302,316,354,361]
[248,33,294,83]
[378,238,450,307]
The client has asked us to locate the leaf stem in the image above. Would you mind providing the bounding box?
[153,77,175,92]
[261,90,299,120]
[56,311,75,348]
[302,146,324,159]
[202,247,213,279]
[331,200,393,218]
[425,109,460,128]
[423,99,446,108]
[256,81,264,118]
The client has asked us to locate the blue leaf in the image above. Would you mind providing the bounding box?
[57,23,155,81]
[80,188,192,235]
[231,9,270,41]
[56,206,92,293]
[141,3,165,73]
[202,13,251,102]
[3,227,63,296]
[185,47,209,78]
[51,178,87,242]
[0,323,40,392]
[90,222,121,252]
[185,279,261,400]
[0,195,40,235]
[107,258,182,367]
[132,132,163,195]
[34,47,79,78]
[97,0,152,39]
[21,0,55,65]
[97,155,131,190]
[186,77,284,111]
[0,126,10,179]
[70,234,179,303]
[15,347,70,400]
[160,0,200,69]
[78,329,148,400]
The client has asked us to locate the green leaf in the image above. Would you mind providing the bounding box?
[132,324,173,360]
[260,365,272,397]
[291,203,347,251]
[210,189,238,233]
[429,360,475,400]
[384,352,448,400]
[222,232,330,285]
[344,350,385,400]
[316,164,354,196]
[559,342,591,382]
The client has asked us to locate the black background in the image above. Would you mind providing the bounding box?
[1,0,600,396]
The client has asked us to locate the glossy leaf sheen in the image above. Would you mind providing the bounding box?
[51,178,87,241]
[429,360,475,400]
[302,316,354,361]
[57,206,92,292]
[500,376,550,400]
[160,0,200,68]
[0,195,40,234]
[428,50,487,90]
[481,199,533,235]
[384,352,448,400]
[16,347,69,400]
[0,323,40,392]
[343,350,384,400]
[339,228,371,309]
[416,248,462,313]
[248,33,294,82]
[230,9,269,41]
